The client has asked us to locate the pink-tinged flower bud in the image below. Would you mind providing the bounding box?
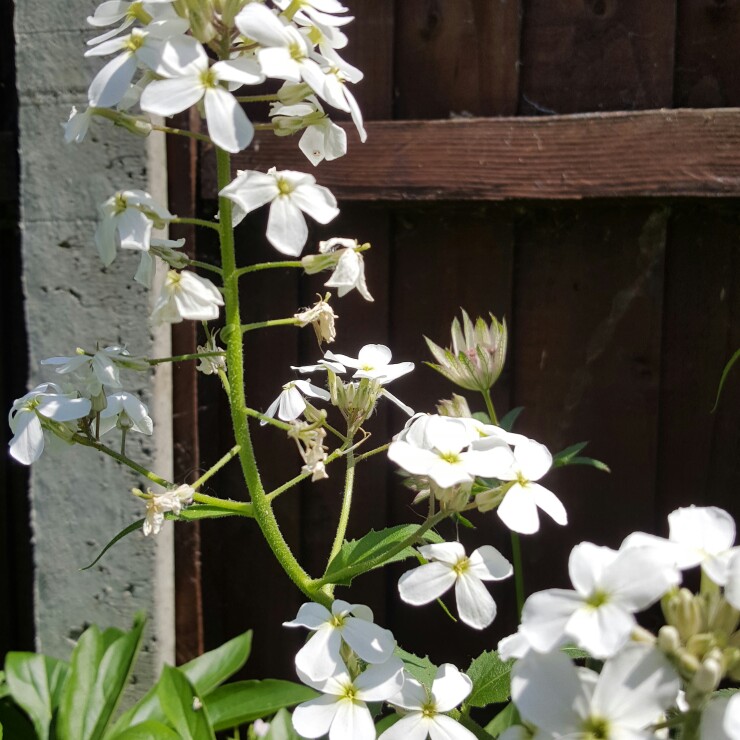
[425,310,507,392]
[436,393,472,419]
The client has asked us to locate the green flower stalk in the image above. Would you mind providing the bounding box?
[425,310,507,393]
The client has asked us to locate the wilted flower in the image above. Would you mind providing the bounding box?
[288,419,329,481]
[139,484,195,537]
[426,310,507,392]
[295,294,337,344]
[150,270,224,324]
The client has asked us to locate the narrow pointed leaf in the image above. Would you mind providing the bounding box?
[179,630,252,697]
[712,347,740,412]
[553,442,610,473]
[157,666,215,740]
[108,721,180,739]
[498,407,524,432]
[458,715,496,740]
[483,702,520,738]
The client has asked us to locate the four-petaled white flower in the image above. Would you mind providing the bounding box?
[220,168,339,256]
[511,644,680,740]
[495,438,567,535]
[262,379,331,425]
[399,541,513,629]
[517,541,680,658]
[140,39,265,153]
[284,600,396,681]
[98,391,153,436]
[142,484,195,537]
[86,0,177,46]
[320,238,373,301]
[380,664,477,740]
[293,658,404,740]
[151,270,224,324]
[9,384,92,465]
[325,344,412,384]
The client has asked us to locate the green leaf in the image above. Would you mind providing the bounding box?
[179,630,252,697]
[464,651,514,709]
[375,713,401,733]
[453,513,476,530]
[0,672,8,700]
[323,526,443,586]
[484,702,520,738]
[57,614,146,740]
[457,714,495,740]
[106,685,163,737]
[108,721,180,740]
[562,646,591,661]
[472,412,491,425]
[263,708,300,740]
[712,347,740,412]
[5,652,69,738]
[552,442,610,473]
[0,698,36,740]
[157,666,215,740]
[714,687,740,698]
[203,680,317,732]
[81,520,146,571]
[394,648,438,690]
[498,407,524,432]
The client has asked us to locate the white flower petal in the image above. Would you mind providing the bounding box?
[354,657,404,701]
[204,87,254,153]
[419,542,466,566]
[602,548,679,611]
[513,439,552,481]
[432,664,472,712]
[520,588,582,653]
[468,546,513,581]
[455,572,496,629]
[9,413,45,465]
[292,694,339,739]
[267,196,308,256]
[140,75,203,116]
[329,698,375,740]
[341,617,396,666]
[497,483,541,535]
[668,505,736,554]
[378,713,431,740]
[291,183,340,225]
[398,562,457,605]
[294,625,343,682]
[284,601,331,630]
[565,601,635,658]
[429,713,479,740]
[88,52,137,107]
[530,482,568,527]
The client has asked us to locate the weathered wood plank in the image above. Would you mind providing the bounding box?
[519,0,676,114]
[203,110,740,201]
[395,0,522,117]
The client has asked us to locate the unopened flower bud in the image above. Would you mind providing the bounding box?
[475,484,509,513]
[726,646,740,681]
[678,651,701,675]
[332,378,381,435]
[90,389,108,415]
[436,394,472,419]
[707,597,740,637]
[631,625,656,645]
[689,656,722,696]
[658,625,681,654]
[686,633,717,660]
[425,310,507,393]
[664,588,704,641]
[431,480,471,512]
[301,251,342,275]
[117,114,153,137]
[277,82,313,105]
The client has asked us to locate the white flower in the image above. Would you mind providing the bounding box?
[700,693,740,739]
[495,438,567,535]
[150,270,224,324]
[726,549,740,610]
[325,344,412,384]
[380,664,477,740]
[142,484,194,536]
[518,542,680,658]
[284,600,396,681]
[511,644,680,739]
[86,0,177,46]
[134,236,187,288]
[195,337,226,376]
[622,505,739,587]
[98,391,153,436]
[388,415,512,490]
[273,0,352,29]
[219,168,339,256]
[63,105,94,143]
[262,379,330,424]
[293,658,404,740]
[398,541,512,629]
[323,243,373,301]
[8,384,92,465]
[95,189,172,266]
[139,40,264,153]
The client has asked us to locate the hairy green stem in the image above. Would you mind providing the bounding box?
[151,123,211,143]
[244,406,293,431]
[189,260,223,275]
[354,443,390,464]
[327,448,356,567]
[192,492,253,516]
[235,93,281,103]
[170,216,221,233]
[148,351,225,366]
[192,444,242,489]
[241,317,301,333]
[216,147,325,605]
[266,445,348,502]
[511,532,525,619]
[235,260,303,278]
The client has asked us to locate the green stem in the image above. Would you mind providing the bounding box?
[265,445,348,503]
[170,216,221,233]
[189,260,223,276]
[241,317,301,333]
[510,532,525,619]
[354,443,390,464]
[327,448,356,566]
[151,123,211,143]
[192,492,253,517]
[235,93,281,103]
[72,433,172,488]
[314,510,449,587]
[254,123,276,131]
[148,351,225,366]
[234,260,303,278]
[192,444,241,489]
[244,406,293,431]
[482,388,499,426]
[215,146,324,605]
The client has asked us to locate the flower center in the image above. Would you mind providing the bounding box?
[516,472,529,487]
[420,700,437,719]
[23,398,41,412]
[199,67,219,89]
[440,451,462,465]
[582,716,610,739]
[289,41,305,62]
[453,557,470,576]
[330,613,346,628]
[339,682,358,702]
[586,589,609,609]
[128,2,153,24]
[277,178,295,196]
[124,30,146,53]
[114,193,128,215]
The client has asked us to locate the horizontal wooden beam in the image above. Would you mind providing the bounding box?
[200,109,740,201]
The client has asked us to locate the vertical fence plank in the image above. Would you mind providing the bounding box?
[395,0,522,118]
[675,0,740,107]
[519,0,677,114]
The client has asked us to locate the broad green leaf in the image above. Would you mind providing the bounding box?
[375,714,401,733]
[458,714,495,740]
[108,721,180,739]
[5,652,69,738]
[203,680,317,732]
[553,442,610,473]
[712,347,740,412]
[394,648,438,690]
[323,525,443,586]
[83,506,248,570]
[464,651,514,709]
[498,407,524,432]
[472,412,491,425]
[714,687,740,698]
[57,614,146,740]
[180,630,252,697]
[0,699,36,740]
[264,707,300,740]
[106,684,163,737]
[157,666,215,740]
[484,702,520,738]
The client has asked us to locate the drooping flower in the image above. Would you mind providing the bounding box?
[324,245,373,301]
[511,644,680,739]
[8,384,92,465]
[380,664,477,740]
[284,600,396,682]
[150,270,224,324]
[292,658,404,740]
[98,391,153,436]
[195,335,226,376]
[141,484,195,536]
[262,379,331,425]
[294,294,337,344]
[518,541,680,658]
[219,168,339,256]
[63,105,94,143]
[398,541,512,629]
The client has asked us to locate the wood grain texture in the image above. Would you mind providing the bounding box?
[204,110,740,201]
[519,0,677,114]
